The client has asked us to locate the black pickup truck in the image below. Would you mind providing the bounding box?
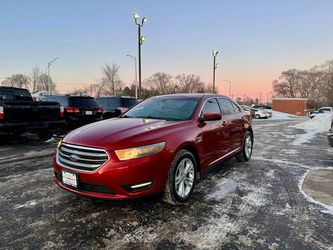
[0,87,65,140]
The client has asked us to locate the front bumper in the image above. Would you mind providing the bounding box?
[53,149,172,200]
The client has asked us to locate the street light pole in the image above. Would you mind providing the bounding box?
[126,54,138,99]
[133,13,147,99]
[212,50,219,93]
[47,57,59,95]
[224,79,231,97]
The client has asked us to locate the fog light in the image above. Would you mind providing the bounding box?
[123,181,153,193]
[131,181,152,189]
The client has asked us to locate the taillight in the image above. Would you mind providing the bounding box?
[97,107,103,113]
[60,106,64,118]
[0,106,4,119]
[65,107,80,113]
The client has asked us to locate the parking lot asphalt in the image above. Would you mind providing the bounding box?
[1,118,333,249]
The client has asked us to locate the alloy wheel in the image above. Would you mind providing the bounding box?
[174,158,195,198]
[244,134,252,158]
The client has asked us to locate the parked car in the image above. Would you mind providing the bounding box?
[250,108,270,119]
[53,94,253,204]
[41,95,103,128]
[327,116,333,147]
[0,87,64,140]
[309,107,333,119]
[96,96,138,119]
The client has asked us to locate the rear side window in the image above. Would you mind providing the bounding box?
[201,98,221,116]
[318,108,332,113]
[13,89,32,100]
[69,97,99,108]
[218,98,235,115]
[0,89,14,100]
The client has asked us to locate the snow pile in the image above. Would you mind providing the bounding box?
[270,111,296,120]
[291,113,332,145]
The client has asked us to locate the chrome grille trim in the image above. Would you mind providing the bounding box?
[56,143,109,172]
[60,146,107,158]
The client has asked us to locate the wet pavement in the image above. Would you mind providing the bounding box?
[1,118,333,249]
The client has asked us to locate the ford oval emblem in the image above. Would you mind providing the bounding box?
[70,154,78,161]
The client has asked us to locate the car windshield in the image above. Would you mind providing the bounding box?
[123,97,199,121]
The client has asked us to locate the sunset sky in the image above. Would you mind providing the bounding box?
[1,0,333,100]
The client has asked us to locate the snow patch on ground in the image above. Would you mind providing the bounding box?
[299,169,333,216]
[208,178,238,200]
[14,200,37,209]
[291,113,332,145]
[270,111,298,120]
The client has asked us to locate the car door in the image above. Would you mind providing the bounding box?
[230,101,246,149]
[198,98,229,169]
[217,98,242,151]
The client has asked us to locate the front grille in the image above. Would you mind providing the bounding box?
[57,143,109,172]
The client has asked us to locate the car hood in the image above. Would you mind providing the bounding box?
[63,118,187,150]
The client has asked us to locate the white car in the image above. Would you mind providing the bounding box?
[309,107,333,119]
[250,108,270,119]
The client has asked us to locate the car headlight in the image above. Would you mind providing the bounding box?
[115,142,165,161]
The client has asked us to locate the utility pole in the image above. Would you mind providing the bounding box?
[126,54,138,99]
[133,13,147,99]
[47,58,59,95]
[212,50,219,93]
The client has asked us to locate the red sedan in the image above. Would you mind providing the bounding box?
[53,94,253,204]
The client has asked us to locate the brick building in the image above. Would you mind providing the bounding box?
[272,98,315,116]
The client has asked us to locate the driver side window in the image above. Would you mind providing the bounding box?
[201,98,221,117]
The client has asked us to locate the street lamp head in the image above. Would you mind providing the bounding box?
[133,13,140,20]
[212,50,219,57]
[140,35,147,44]
[142,17,147,24]
[215,63,220,69]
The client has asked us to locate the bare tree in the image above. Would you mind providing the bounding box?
[273,69,303,98]
[175,74,205,93]
[145,72,174,95]
[102,63,123,95]
[319,60,333,106]
[273,60,333,106]
[30,66,41,93]
[1,74,30,89]
[35,73,56,92]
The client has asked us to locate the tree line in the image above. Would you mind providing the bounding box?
[73,64,214,98]
[273,60,333,107]
[1,62,214,98]
[1,66,56,93]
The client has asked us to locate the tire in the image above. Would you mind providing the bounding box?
[163,150,197,205]
[255,114,260,119]
[236,131,253,162]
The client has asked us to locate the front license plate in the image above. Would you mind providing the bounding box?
[86,111,93,115]
[62,170,78,188]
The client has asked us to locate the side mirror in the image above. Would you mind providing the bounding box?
[198,112,222,123]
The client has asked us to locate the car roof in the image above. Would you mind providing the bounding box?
[155,93,229,100]
[46,95,94,99]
